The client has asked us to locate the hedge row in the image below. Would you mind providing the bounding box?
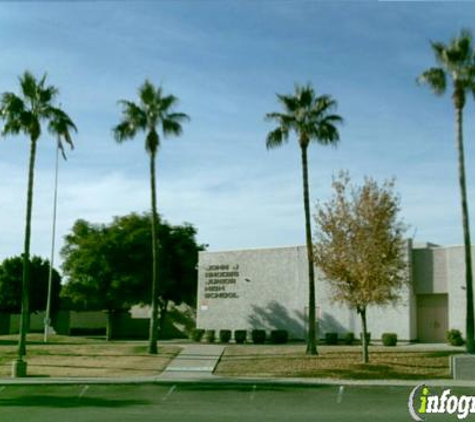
[193,329,469,346]
[324,332,398,346]
[190,329,289,344]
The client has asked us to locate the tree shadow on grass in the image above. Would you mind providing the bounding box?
[0,395,150,408]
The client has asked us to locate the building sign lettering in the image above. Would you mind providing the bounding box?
[204,264,239,299]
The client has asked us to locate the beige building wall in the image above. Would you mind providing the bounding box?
[197,243,414,341]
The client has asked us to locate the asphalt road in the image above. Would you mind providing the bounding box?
[0,383,466,421]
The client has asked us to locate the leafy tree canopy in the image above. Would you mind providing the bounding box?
[313,172,408,363]
[314,172,408,309]
[0,255,61,313]
[60,213,205,313]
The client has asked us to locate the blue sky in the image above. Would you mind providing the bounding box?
[0,1,475,269]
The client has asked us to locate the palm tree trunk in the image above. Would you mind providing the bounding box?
[301,145,318,355]
[148,151,159,354]
[18,137,38,360]
[455,105,475,354]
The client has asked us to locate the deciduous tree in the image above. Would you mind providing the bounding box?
[0,255,61,314]
[60,213,204,340]
[313,172,408,363]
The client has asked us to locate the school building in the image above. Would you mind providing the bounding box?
[196,241,472,343]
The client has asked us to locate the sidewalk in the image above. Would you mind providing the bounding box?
[157,344,225,380]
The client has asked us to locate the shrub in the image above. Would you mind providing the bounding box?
[205,329,215,343]
[447,329,465,346]
[360,332,371,344]
[219,329,232,343]
[190,328,204,342]
[252,329,266,344]
[382,332,398,347]
[270,329,288,344]
[234,330,247,344]
[325,332,338,345]
[344,332,355,345]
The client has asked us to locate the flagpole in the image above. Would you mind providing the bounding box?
[44,140,60,343]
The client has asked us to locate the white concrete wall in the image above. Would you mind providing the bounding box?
[197,246,307,338]
[445,245,475,336]
[197,244,414,341]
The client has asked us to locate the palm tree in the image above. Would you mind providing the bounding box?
[0,71,76,375]
[418,29,475,354]
[265,84,343,355]
[113,80,189,354]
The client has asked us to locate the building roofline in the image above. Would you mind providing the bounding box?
[199,244,306,254]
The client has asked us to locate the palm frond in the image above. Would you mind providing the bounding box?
[313,121,340,146]
[297,84,315,108]
[19,71,39,101]
[448,28,473,64]
[265,112,286,122]
[166,112,190,124]
[0,93,27,137]
[312,95,337,116]
[47,107,77,158]
[116,100,147,138]
[277,93,299,113]
[159,94,179,113]
[113,121,138,143]
[2,119,23,136]
[417,67,446,95]
[139,80,157,109]
[39,85,59,109]
[323,114,344,125]
[0,92,25,117]
[266,127,288,150]
[431,41,448,67]
[162,118,183,137]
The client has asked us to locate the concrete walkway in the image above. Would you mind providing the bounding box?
[157,344,225,380]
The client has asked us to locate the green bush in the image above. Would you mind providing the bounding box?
[447,329,465,346]
[382,332,398,347]
[205,329,215,343]
[344,332,355,345]
[219,329,232,343]
[270,330,288,344]
[190,328,204,342]
[234,330,247,344]
[252,329,266,344]
[325,332,338,345]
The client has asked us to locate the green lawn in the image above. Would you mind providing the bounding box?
[0,334,180,378]
[215,345,462,380]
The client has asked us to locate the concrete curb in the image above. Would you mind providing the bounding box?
[0,375,474,388]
